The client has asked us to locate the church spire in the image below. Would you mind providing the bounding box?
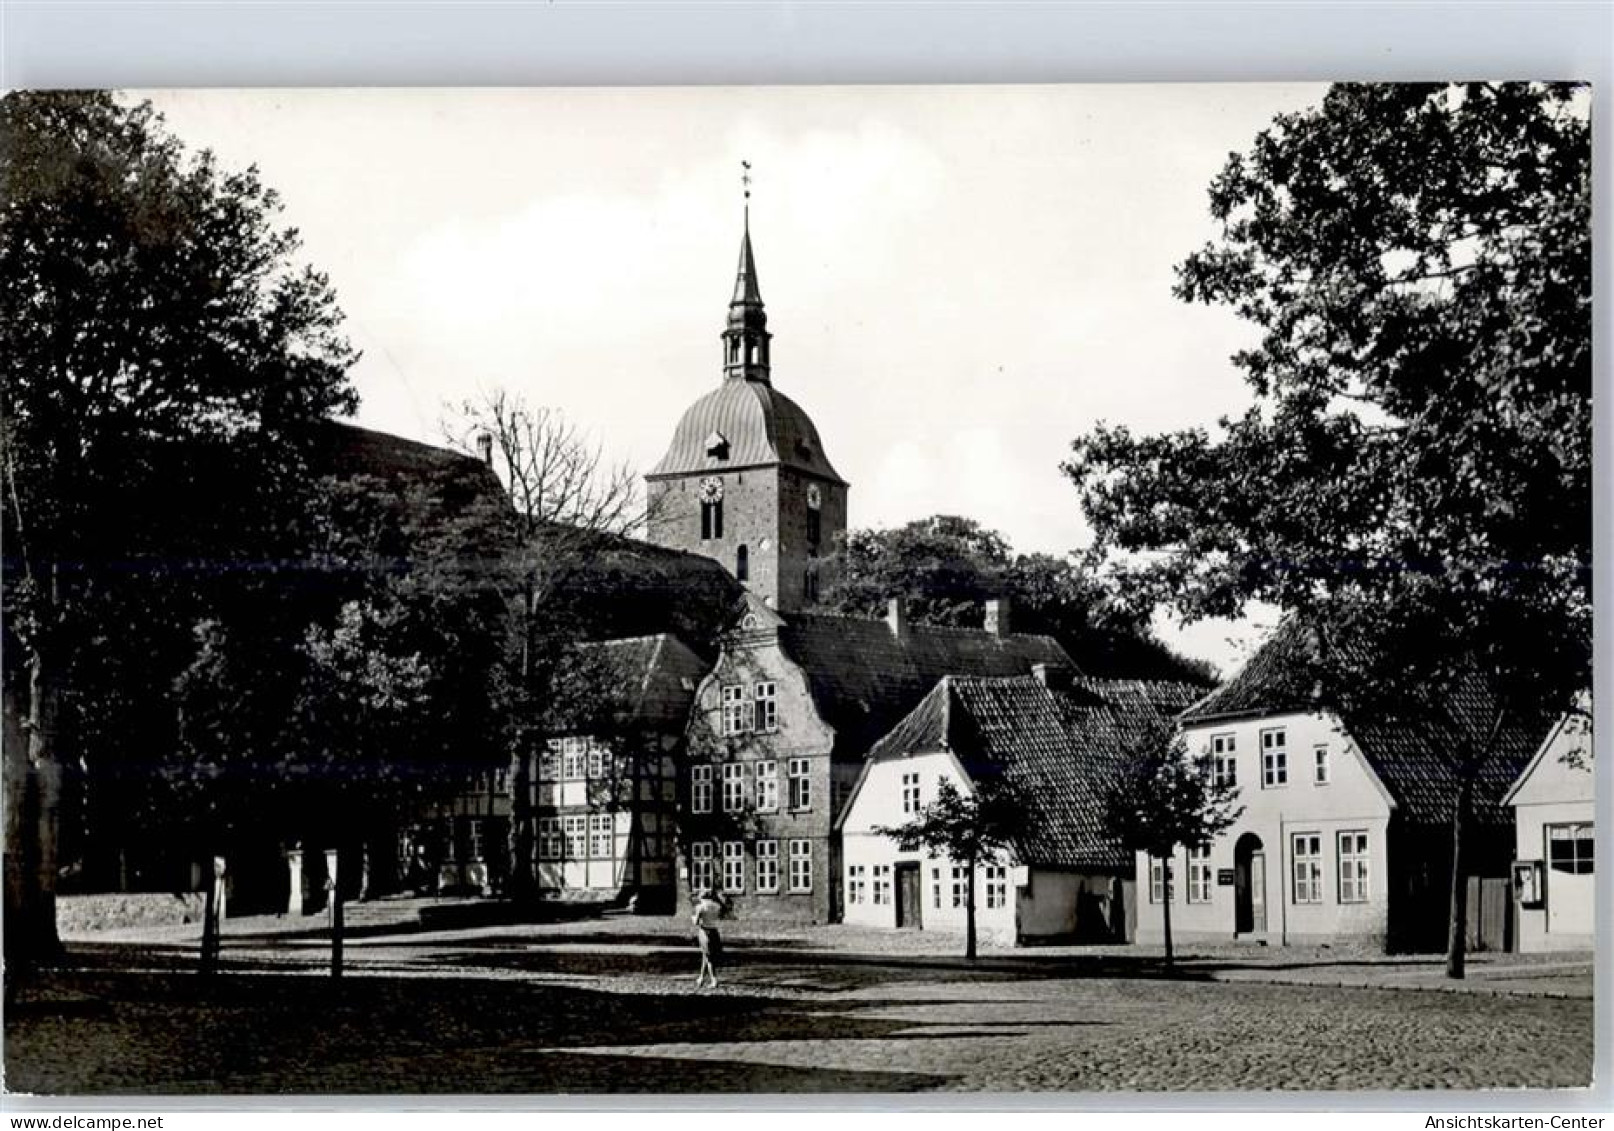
[723,161,771,383]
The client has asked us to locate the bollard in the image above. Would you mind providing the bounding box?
[325,847,343,979]
[200,855,226,976]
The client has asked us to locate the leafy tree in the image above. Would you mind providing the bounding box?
[1,92,356,961]
[1066,83,1590,977]
[874,776,1031,960]
[816,516,1214,684]
[1102,720,1242,966]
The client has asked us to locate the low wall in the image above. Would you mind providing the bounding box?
[57,892,208,935]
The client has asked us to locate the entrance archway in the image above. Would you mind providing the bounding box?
[1234,832,1267,936]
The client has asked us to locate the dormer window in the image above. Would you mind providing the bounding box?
[704,430,729,460]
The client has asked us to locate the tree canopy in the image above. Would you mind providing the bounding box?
[2,91,360,955]
[1066,82,1591,977]
[1065,83,1591,710]
[814,515,1215,684]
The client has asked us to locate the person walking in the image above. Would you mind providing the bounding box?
[692,888,725,989]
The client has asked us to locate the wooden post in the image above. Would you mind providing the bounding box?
[326,848,343,980]
[200,855,225,976]
[284,846,304,916]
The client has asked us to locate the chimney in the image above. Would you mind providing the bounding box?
[1032,662,1073,691]
[886,595,908,640]
[476,432,494,466]
[984,597,1011,638]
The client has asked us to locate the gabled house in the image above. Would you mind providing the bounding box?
[523,633,710,908]
[1506,696,1594,952]
[1143,619,1554,953]
[678,595,1073,922]
[838,668,1204,945]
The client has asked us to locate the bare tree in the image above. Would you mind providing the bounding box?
[441,389,654,897]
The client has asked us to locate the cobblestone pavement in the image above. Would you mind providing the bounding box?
[6,899,1595,1096]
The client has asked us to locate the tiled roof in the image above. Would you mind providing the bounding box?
[646,378,844,483]
[776,612,1074,759]
[551,533,743,653]
[1182,618,1555,827]
[862,674,1199,870]
[310,421,491,482]
[546,634,710,733]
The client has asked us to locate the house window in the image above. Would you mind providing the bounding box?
[1314,745,1331,785]
[562,736,587,781]
[467,818,485,861]
[950,866,968,908]
[872,864,892,905]
[538,817,563,860]
[788,840,813,892]
[1187,845,1212,903]
[540,739,562,782]
[722,763,746,812]
[1149,856,1173,903]
[1338,831,1369,902]
[587,738,607,780]
[1292,833,1323,903]
[754,681,778,732]
[1547,824,1594,874]
[985,865,1008,909]
[1211,734,1237,787]
[691,764,713,814]
[701,499,723,540]
[847,863,866,905]
[690,841,715,891]
[1261,728,1288,787]
[788,758,811,810]
[589,814,613,858]
[722,841,745,893]
[722,684,751,736]
[755,760,779,812]
[736,544,749,583]
[757,840,779,893]
[901,772,921,814]
[563,815,587,859]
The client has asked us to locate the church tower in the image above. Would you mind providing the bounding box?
[645,208,848,612]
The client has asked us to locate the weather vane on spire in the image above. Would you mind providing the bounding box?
[741,160,752,201]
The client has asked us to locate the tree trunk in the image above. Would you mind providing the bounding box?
[964,855,979,961]
[1161,855,1174,968]
[1446,773,1473,980]
[6,645,64,966]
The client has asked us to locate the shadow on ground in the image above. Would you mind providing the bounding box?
[4,967,957,1095]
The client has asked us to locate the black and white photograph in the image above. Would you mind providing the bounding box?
[0,74,1597,1103]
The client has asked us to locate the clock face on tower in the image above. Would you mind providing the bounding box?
[699,476,724,503]
[806,483,822,510]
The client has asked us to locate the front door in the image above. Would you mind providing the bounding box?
[1249,852,1267,934]
[1234,831,1267,936]
[895,862,923,929]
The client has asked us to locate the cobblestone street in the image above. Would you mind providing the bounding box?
[5,900,1596,1095]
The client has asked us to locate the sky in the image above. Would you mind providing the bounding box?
[141,85,1328,674]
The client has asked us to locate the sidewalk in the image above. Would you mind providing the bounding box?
[57,895,1594,999]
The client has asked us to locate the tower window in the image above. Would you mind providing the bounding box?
[804,566,819,603]
[736,544,749,582]
[806,508,821,548]
[701,499,723,540]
